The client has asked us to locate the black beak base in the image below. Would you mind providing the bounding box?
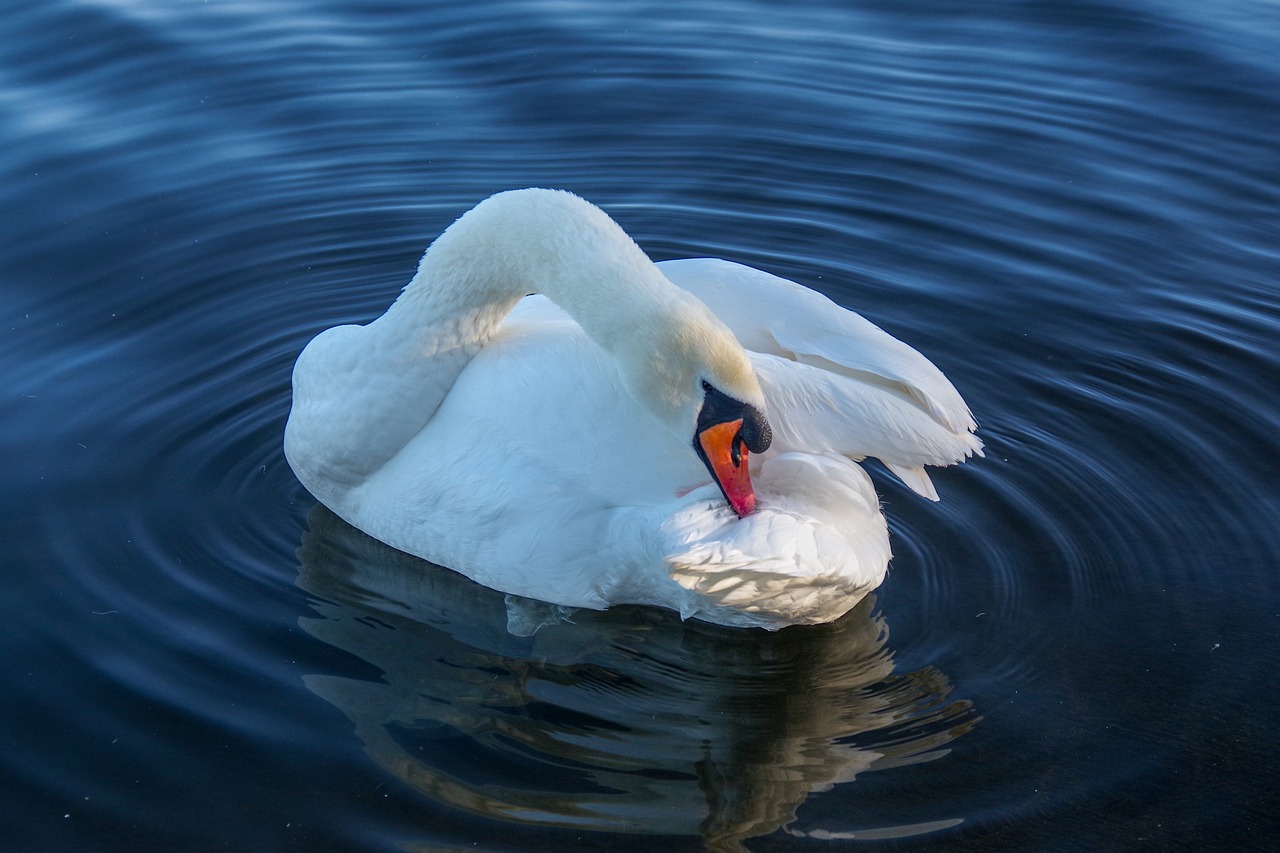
[697,381,771,453]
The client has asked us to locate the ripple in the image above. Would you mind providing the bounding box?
[296,506,980,849]
[3,0,1278,849]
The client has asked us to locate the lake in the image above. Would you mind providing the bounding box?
[2,0,1278,850]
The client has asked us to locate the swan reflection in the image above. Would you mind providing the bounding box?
[297,505,978,849]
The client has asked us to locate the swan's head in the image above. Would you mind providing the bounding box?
[692,378,772,516]
[437,187,773,516]
[613,289,772,517]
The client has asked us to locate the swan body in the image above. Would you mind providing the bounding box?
[285,189,980,629]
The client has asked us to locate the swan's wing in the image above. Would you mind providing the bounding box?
[658,258,975,433]
[749,353,980,500]
[657,258,981,500]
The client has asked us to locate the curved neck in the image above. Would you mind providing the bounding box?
[288,189,761,493]
[376,189,680,360]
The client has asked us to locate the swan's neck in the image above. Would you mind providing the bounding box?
[375,189,678,362]
[287,189,760,496]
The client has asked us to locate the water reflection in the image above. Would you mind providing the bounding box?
[297,505,978,850]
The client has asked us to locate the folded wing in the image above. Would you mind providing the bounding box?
[657,258,982,500]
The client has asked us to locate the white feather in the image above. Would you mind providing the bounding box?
[285,190,981,629]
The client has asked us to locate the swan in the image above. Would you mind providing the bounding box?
[284,188,981,629]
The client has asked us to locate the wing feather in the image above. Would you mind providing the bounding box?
[658,258,981,499]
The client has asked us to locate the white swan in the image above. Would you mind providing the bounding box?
[285,189,981,629]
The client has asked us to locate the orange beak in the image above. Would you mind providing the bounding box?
[696,418,756,517]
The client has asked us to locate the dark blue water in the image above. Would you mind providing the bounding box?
[3,1,1278,850]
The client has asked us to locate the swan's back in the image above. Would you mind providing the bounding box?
[285,190,981,631]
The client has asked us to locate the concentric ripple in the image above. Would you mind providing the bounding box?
[298,506,979,850]
[2,0,1278,851]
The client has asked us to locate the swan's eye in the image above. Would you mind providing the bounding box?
[694,383,764,517]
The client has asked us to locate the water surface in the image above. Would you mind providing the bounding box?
[2,1,1278,850]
